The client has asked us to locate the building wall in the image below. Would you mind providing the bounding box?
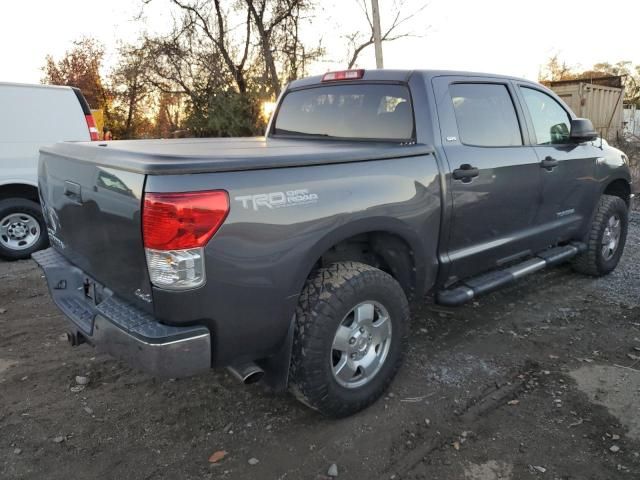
[624,106,640,137]
[550,83,625,141]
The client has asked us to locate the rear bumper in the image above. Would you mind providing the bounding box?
[32,248,211,378]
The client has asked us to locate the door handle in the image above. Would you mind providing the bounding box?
[64,180,82,204]
[452,164,479,183]
[540,156,559,170]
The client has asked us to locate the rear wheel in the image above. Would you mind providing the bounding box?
[289,262,409,417]
[0,198,48,260]
[572,194,628,276]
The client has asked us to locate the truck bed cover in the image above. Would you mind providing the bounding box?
[40,137,433,175]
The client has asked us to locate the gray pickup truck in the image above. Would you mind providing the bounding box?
[34,69,631,417]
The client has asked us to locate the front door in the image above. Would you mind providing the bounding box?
[516,86,600,244]
[432,77,542,283]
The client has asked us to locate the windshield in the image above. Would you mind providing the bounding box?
[273,83,414,141]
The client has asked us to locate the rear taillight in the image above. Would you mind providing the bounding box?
[143,191,229,250]
[85,114,99,141]
[142,190,229,290]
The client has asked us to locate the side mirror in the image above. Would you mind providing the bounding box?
[570,118,598,142]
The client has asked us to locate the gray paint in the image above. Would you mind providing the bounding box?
[38,153,151,312]
[146,155,441,364]
[40,138,434,175]
[36,69,631,375]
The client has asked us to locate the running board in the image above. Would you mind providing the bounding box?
[436,242,586,307]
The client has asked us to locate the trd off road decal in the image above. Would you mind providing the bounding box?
[235,189,319,211]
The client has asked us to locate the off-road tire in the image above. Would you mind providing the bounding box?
[0,198,48,261]
[289,261,409,417]
[572,194,628,276]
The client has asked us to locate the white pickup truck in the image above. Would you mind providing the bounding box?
[0,82,98,259]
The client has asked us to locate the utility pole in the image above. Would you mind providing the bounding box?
[371,0,384,68]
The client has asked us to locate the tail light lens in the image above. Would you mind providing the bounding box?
[85,114,99,141]
[142,190,229,290]
[143,191,229,250]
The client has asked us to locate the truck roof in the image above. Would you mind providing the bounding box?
[0,81,75,92]
[288,69,537,89]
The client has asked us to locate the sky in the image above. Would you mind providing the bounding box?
[0,0,638,84]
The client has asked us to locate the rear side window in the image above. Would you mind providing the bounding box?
[520,87,571,145]
[273,84,413,141]
[449,83,522,147]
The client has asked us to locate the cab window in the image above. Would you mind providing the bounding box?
[449,83,522,147]
[520,87,572,145]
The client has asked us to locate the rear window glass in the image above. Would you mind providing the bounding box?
[273,84,414,141]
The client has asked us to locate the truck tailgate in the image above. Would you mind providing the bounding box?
[39,149,152,311]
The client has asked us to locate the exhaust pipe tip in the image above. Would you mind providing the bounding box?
[66,331,86,347]
[243,369,264,385]
[228,363,264,385]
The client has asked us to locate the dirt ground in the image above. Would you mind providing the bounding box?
[2,215,640,480]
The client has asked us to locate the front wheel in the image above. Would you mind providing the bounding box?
[0,198,49,261]
[572,194,628,276]
[289,262,409,417]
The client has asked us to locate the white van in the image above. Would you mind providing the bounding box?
[0,82,98,259]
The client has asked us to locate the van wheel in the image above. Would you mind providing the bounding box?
[572,194,628,276]
[289,262,409,417]
[0,198,49,260]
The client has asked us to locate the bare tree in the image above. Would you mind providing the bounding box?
[109,44,154,138]
[538,55,577,82]
[163,0,253,94]
[155,92,184,137]
[345,0,428,69]
[42,38,109,110]
[145,0,315,98]
[244,0,308,96]
[137,0,321,136]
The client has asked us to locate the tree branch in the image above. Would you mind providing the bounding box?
[346,0,429,68]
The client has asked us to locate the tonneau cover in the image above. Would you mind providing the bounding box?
[40,137,433,175]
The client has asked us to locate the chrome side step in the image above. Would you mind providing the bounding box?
[436,242,586,307]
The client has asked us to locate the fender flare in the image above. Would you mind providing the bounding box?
[599,174,632,200]
[288,216,429,302]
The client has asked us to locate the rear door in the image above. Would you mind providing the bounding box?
[516,85,600,242]
[432,76,542,282]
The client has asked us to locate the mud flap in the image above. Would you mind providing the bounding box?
[258,315,296,392]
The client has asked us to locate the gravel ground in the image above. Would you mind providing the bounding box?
[1,213,640,479]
